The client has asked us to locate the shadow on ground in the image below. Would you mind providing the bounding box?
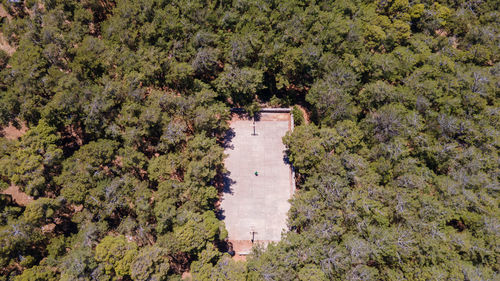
[223,172,236,195]
[216,172,236,221]
[224,128,236,150]
[282,154,291,165]
[233,111,261,121]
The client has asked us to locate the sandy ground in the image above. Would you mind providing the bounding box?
[231,112,290,122]
[1,121,30,205]
[0,34,15,55]
[258,112,290,121]
[221,113,293,259]
[2,184,33,206]
[181,272,192,280]
[0,5,11,20]
[0,6,16,55]
[2,122,28,140]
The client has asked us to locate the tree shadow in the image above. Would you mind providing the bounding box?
[215,172,236,221]
[222,172,236,195]
[254,112,262,121]
[282,153,291,166]
[232,111,261,121]
[216,238,235,256]
[224,128,235,150]
[233,111,249,120]
[215,208,226,220]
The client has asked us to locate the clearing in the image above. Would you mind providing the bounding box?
[220,111,294,259]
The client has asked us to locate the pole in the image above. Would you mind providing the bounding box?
[250,226,258,243]
[252,117,257,136]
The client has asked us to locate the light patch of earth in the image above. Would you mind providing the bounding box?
[181,271,192,280]
[0,6,16,55]
[258,112,289,121]
[0,34,15,55]
[2,122,27,140]
[2,184,33,206]
[0,5,11,19]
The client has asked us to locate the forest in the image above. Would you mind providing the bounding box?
[0,0,498,280]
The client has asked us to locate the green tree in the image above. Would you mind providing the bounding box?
[298,264,328,281]
[182,134,225,186]
[173,211,226,254]
[57,139,119,204]
[130,246,171,281]
[22,198,61,226]
[0,220,43,270]
[9,120,62,197]
[283,125,325,176]
[0,0,498,279]
[292,106,305,126]
[95,235,138,278]
[306,67,359,124]
[13,266,58,281]
[215,65,264,106]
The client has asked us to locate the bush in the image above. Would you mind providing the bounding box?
[292,106,305,126]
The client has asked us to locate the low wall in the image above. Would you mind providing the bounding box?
[230,107,291,113]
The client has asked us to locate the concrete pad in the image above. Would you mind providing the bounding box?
[221,114,293,245]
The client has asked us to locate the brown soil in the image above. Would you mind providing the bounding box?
[435,29,448,37]
[259,112,290,121]
[230,112,291,123]
[42,223,56,233]
[0,5,11,19]
[228,240,273,261]
[228,240,253,261]
[2,184,33,206]
[0,6,16,55]
[181,271,192,280]
[2,122,28,140]
[0,34,12,57]
[230,112,253,122]
[0,33,15,55]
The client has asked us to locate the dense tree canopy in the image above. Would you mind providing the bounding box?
[0,0,498,280]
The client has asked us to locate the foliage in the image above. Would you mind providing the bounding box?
[291,106,305,126]
[8,120,62,197]
[130,246,170,281]
[23,198,61,225]
[94,235,137,278]
[0,0,498,279]
[12,266,58,281]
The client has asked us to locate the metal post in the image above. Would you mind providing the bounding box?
[251,117,257,136]
[250,226,258,244]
